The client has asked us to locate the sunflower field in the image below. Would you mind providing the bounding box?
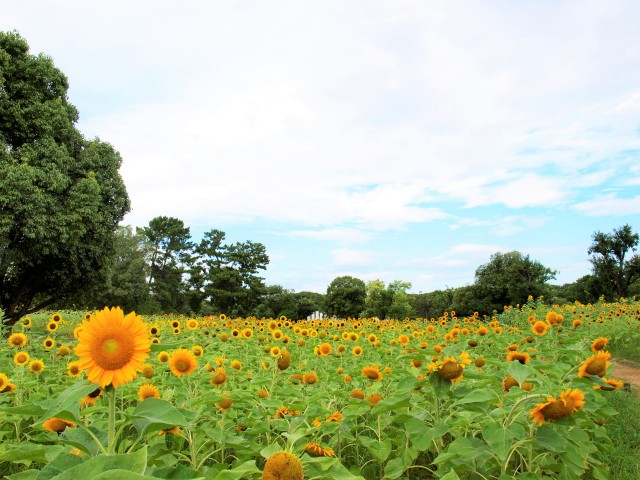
[1,298,639,480]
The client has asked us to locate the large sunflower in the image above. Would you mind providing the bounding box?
[74,307,151,388]
[168,348,198,377]
[262,451,304,480]
[530,388,585,426]
[578,351,611,378]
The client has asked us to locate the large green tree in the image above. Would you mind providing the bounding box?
[588,224,640,300]
[0,32,129,329]
[191,229,269,316]
[324,275,366,318]
[138,216,192,312]
[474,251,556,313]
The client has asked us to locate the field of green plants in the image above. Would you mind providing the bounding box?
[1,298,639,480]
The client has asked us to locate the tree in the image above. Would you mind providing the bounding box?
[191,229,269,316]
[0,32,130,329]
[94,226,150,313]
[362,279,412,319]
[588,224,640,299]
[324,275,366,318]
[138,216,192,312]
[386,280,413,319]
[474,251,556,313]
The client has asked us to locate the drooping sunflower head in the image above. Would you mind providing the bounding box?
[595,377,625,391]
[56,345,71,357]
[261,450,304,480]
[362,364,383,381]
[530,388,585,426]
[168,348,198,377]
[210,367,227,386]
[368,393,384,406]
[277,350,291,371]
[350,388,365,400]
[230,359,242,370]
[43,417,75,434]
[303,371,319,384]
[578,351,611,378]
[506,352,531,365]
[437,357,464,382]
[590,338,608,352]
[305,442,335,457]
[74,307,151,388]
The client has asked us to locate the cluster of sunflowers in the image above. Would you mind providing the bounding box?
[0,299,638,479]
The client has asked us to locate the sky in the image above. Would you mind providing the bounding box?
[3,1,640,294]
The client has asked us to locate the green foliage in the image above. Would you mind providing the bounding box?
[474,251,556,314]
[324,275,366,317]
[589,224,640,300]
[0,31,129,328]
[363,279,413,319]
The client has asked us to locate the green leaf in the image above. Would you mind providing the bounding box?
[507,361,536,385]
[0,444,65,466]
[534,425,567,453]
[91,471,158,480]
[358,436,392,463]
[303,457,365,480]
[440,469,461,480]
[384,457,405,479]
[406,421,449,451]
[211,460,260,480]
[44,449,148,480]
[37,380,98,423]
[1,404,46,417]
[148,465,204,479]
[370,393,411,415]
[35,453,85,480]
[260,444,283,460]
[6,470,40,480]
[452,388,498,406]
[130,398,189,436]
[482,422,514,461]
[60,425,108,457]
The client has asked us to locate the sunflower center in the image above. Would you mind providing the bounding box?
[439,362,463,379]
[586,358,607,376]
[176,360,190,372]
[93,334,135,370]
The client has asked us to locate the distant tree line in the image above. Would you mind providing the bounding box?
[2,31,639,330]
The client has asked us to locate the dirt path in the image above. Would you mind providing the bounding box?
[612,358,640,394]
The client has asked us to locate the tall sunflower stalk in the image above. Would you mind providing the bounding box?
[74,307,151,454]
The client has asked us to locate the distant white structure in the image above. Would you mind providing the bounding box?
[306,310,325,320]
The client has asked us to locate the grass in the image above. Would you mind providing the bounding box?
[603,390,640,479]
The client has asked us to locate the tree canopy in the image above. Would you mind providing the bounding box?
[0,31,129,328]
[324,275,366,318]
[588,224,640,300]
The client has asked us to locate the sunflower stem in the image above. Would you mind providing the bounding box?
[107,385,117,454]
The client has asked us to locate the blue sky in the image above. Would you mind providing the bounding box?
[3,1,639,294]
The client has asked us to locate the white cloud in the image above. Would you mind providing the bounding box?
[573,194,640,216]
